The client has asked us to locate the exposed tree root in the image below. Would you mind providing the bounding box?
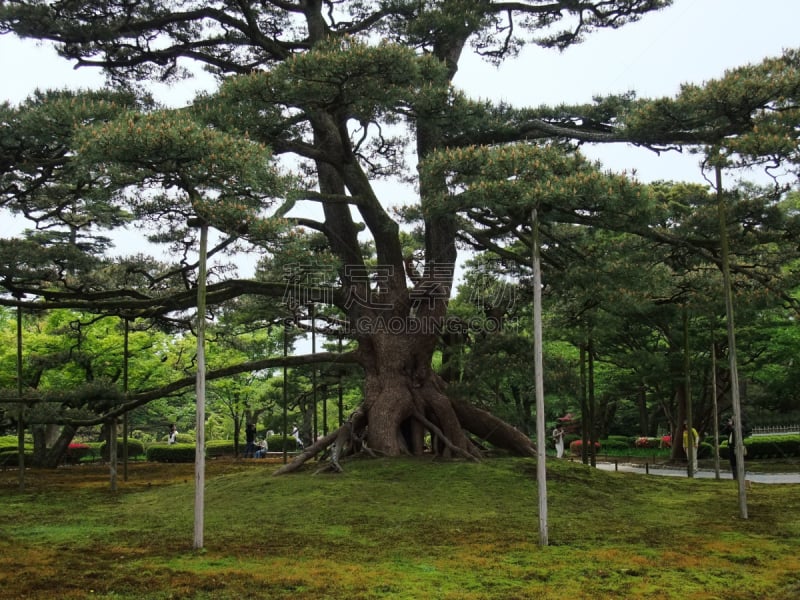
[273,429,339,475]
[451,397,537,457]
[273,392,534,475]
[410,407,479,462]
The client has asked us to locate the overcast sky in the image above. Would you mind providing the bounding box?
[451,0,800,185]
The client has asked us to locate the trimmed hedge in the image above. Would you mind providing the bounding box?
[267,435,299,452]
[0,450,33,467]
[606,435,631,447]
[204,439,300,457]
[98,438,145,459]
[146,443,197,463]
[599,438,629,451]
[206,440,236,458]
[0,436,32,455]
[174,433,195,444]
[720,434,800,459]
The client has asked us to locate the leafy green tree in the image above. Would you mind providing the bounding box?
[0,307,184,465]
[204,312,285,453]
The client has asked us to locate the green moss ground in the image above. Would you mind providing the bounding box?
[1,457,798,599]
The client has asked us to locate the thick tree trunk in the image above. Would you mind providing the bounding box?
[31,424,77,468]
[637,382,649,436]
[362,332,459,455]
[670,387,687,462]
[275,331,535,474]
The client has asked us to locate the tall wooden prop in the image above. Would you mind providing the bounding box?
[531,208,548,546]
[579,343,588,465]
[283,320,289,465]
[16,300,25,491]
[109,417,118,492]
[338,333,344,426]
[683,307,694,478]
[588,337,596,468]
[311,302,317,441]
[123,318,130,482]
[715,164,748,518]
[194,222,209,548]
[711,340,721,480]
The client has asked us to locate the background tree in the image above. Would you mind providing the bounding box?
[204,310,285,454]
[0,306,184,465]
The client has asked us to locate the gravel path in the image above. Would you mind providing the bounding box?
[595,460,800,483]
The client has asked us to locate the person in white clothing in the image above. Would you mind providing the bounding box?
[292,425,304,449]
[552,425,565,458]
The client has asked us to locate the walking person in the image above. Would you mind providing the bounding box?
[722,416,745,479]
[168,423,178,444]
[552,425,565,458]
[682,422,699,472]
[292,425,304,450]
[244,422,257,458]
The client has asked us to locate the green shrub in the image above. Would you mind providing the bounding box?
[0,450,33,467]
[206,440,236,458]
[157,432,194,444]
[0,436,32,454]
[267,435,298,452]
[606,435,631,447]
[721,434,800,459]
[599,438,628,451]
[86,441,103,456]
[129,429,156,445]
[146,443,197,463]
[697,442,713,459]
[99,438,146,459]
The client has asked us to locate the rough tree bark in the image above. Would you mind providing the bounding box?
[275,330,535,475]
[31,424,77,468]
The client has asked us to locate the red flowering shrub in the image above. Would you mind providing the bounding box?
[569,439,601,456]
[635,437,662,449]
[65,442,93,463]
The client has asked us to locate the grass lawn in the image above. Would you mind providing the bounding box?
[1,456,799,599]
